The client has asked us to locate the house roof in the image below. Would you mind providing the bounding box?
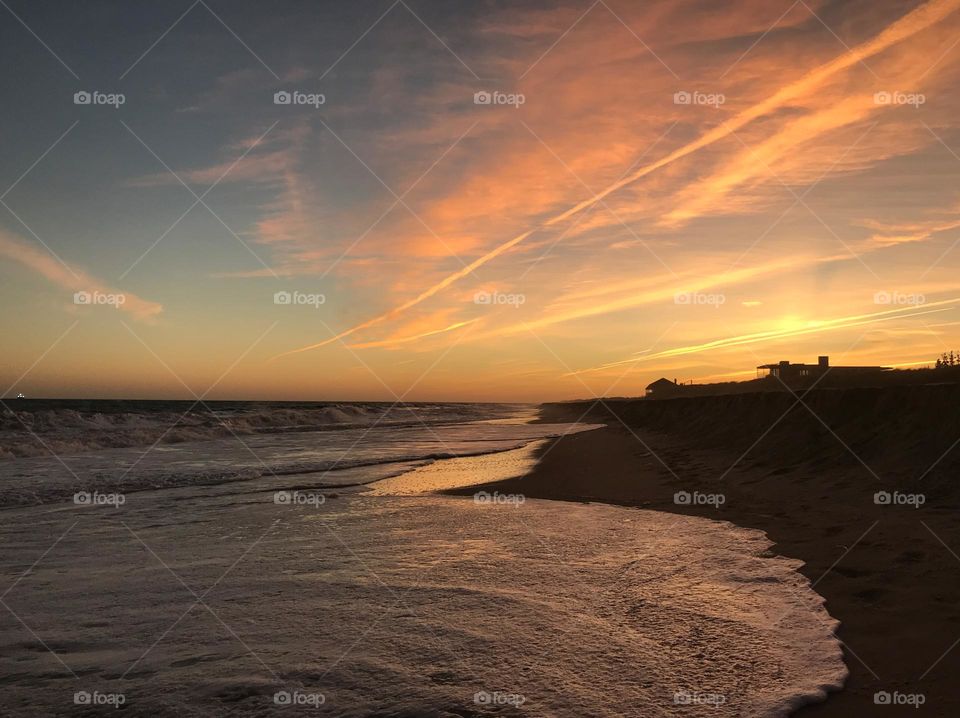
[756,363,885,370]
[645,377,677,389]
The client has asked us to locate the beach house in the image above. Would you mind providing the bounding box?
[755,356,886,385]
[645,377,682,398]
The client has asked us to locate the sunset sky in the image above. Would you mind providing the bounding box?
[3,0,960,401]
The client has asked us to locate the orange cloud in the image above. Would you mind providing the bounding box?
[0,229,162,321]
[862,215,960,247]
[274,0,960,358]
[567,298,960,376]
[348,318,479,350]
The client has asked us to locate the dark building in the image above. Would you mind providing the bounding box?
[645,377,682,398]
[755,356,886,385]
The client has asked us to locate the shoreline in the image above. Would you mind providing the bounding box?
[446,409,960,716]
[3,398,956,714]
[0,435,846,717]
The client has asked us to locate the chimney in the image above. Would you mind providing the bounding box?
[818,355,829,368]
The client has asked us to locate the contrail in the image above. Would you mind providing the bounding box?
[564,299,960,376]
[274,0,960,359]
[347,318,479,349]
[271,230,534,359]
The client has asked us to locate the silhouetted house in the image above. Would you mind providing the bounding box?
[645,377,682,398]
[755,356,886,386]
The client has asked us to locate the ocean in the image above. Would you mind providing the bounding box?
[0,400,846,716]
[0,400,578,505]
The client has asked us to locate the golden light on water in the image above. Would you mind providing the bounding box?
[3,0,960,400]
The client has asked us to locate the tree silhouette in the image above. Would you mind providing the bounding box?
[936,351,960,368]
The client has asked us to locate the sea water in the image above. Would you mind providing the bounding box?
[0,402,846,716]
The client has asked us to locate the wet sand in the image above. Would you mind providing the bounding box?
[449,408,960,716]
[0,443,845,717]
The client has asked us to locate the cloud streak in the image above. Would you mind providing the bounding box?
[0,229,162,321]
[274,0,960,358]
[565,298,960,376]
[346,318,479,350]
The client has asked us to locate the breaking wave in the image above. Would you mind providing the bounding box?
[0,400,526,459]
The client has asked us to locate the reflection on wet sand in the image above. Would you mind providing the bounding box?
[365,439,547,495]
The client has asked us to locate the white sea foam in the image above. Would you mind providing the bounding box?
[0,403,845,716]
[0,491,846,716]
[0,401,531,458]
[0,409,598,506]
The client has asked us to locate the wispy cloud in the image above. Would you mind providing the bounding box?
[347,318,479,350]
[861,212,960,246]
[0,229,162,321]
[566,298,960,376]
[272,0,960,357]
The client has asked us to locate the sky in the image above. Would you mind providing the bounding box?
[2,0,960,402]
